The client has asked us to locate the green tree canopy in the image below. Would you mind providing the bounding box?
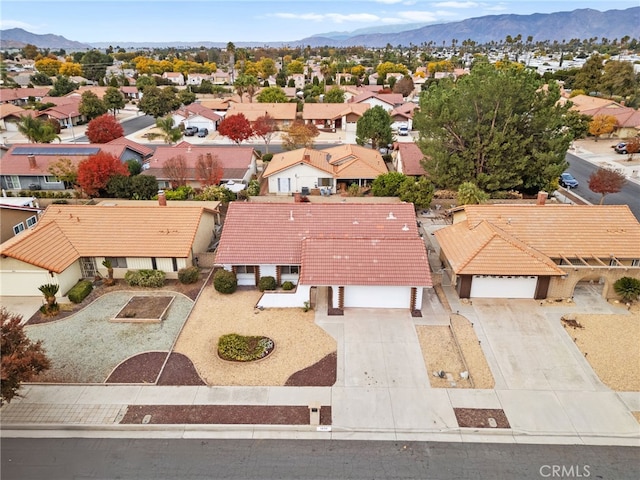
[371,172,409,197]
[155,116,183,144]
[598,60,636,98]
[138,86,180,118]
[356,105,393,149]
[256,86,289,103]
[79,91,107,120]
[49,75,78,97]
[17,115,60,143]
[324,86,345,103]
[80,49,113,82]
[414,63,574,194]
[573,54,604,93]
[103,86,126,115]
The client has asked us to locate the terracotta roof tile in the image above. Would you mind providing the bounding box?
[396,143,427,176]
[226,103,297,121]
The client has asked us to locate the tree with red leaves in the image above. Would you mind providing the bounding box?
[1,308,50,405]
[162,154,189,188]
[77,151,129,197]
[85,113,125,143]
[218,113,254,145]
[196,153,224,187]
[252,113,277,153]
[588,167,627,205]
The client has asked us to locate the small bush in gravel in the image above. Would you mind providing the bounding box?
[213,269,237,294]
[614,276,640,303]
[258,276,277,292]
[124,269,166,287]
[282,281,295,291]
[217,333,274,362]
[178,266,200,284]
[67,280,93,304]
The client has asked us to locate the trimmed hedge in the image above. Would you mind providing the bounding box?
[124,269,166,287]
[282,281,295,291]
[213,269,237,294]
[68,280,93,304]
[178,266,200,284]
[258,276,277,292]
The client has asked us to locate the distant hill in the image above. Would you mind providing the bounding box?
[0,28,91,50]
[295,7,640,47]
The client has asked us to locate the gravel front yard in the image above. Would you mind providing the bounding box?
[25,291,194,383]
[173,287,337,386]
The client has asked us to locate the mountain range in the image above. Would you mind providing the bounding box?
[1,7,638,51]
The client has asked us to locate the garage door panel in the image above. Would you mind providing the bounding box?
[470,275,537,299]
[0,271,51,296]
[344,285,411,308]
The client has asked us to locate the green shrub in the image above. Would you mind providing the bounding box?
[213,269,237,294]
[217,333,274,362]
[262,153,273,162]
[613,276,640,303]
[282,281,295,291]
[178,266,200,284]
[67,280,93,304]
[258,276,277,292]
[124,269,166,287]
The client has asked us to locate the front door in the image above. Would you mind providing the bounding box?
[80,257,97,278]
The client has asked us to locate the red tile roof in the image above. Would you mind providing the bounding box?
[215,202,431,287]
[396,143,427,176]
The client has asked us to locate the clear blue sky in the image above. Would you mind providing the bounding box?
[1,0,637,44]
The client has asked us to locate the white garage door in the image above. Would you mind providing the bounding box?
[344,285,411,308]
[470,275,537,299]
[0,271,52,296]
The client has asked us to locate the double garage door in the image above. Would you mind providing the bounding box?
[343,285,412,308]
[0,271,52,296]
[470,275,538,299]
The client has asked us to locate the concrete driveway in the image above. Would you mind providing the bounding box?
[0,296,42,324]
[470,299,607,391]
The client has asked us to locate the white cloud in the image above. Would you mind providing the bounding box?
[0,19,40,31]
[396,11,439,22]
[270,12,381,24]
[433,1,479,7]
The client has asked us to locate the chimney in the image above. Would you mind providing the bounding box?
[303,154,310,162]
[28,155,37,170]
[536,191,548,206]
[158,190,167,206]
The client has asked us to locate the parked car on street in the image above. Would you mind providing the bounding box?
[197,128,209,138]
[559,172,579,189]
[184,126,198,136]
[613,142,628,154]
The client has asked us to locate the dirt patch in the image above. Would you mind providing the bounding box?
[454,408,510,428]
[632,412,640,423]
[285,352,337,386]
[157,353,205,386]
[106,352,167,384]
[120,405,331,425]
[561,305,640,391]
[114,295,173,321]
[450,315,495,389]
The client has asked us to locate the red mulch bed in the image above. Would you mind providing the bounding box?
[454,408,511,428]
[285,352,337,386]
[105,352,206,385]
[120,405,331,425]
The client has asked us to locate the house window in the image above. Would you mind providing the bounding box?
[151,257,158,270]
[13,222,25,235]
[172,258,178,271]
[6,176,20,189]
[43,176,59,183]
[609,258,618,267]
[26,215,38,227]
[235,265,255,274]
[318,178,331,187]
[632,259,640,267]
[280,265,299,275]
[105,257,127,268]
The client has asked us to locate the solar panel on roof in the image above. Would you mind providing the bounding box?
[12,146,100,156]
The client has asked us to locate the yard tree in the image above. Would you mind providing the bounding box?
[162,154,189,188]
[356,105,393,149]
[79,49,113,83]
[126,159,142,176]
[252,113,277,153]
[588,167,626,205]
[613,277,640,303]
[130,175,159,199]
[256,86,288,103]
[49,75,78,97]
[1,307,51,405]
[372,172,409,197]
[234,74,259,102]
[598,60,636,98]
[397,177,435,210]
[79,91,107,120]
[218,113,254,145]
[59,62,82,77]
[414,62,575,194]
[286,60,305,75]
[281,120,319,150]
[177,89,196,106]
[457,181,489,205]
[86,114,124,143]
[256,57,277,79]
[35,57,61,76]
[195,153,224,187]
[17,115,60,143]
[48,157,78,188]
[573,54,604,93]
[624,137,640,159]
[393,76,415,97]
[138,86,180,118]
[324,86,346,103]
[77,151,129,197]
[29,71,53,86]
[155,115,182,144]
[103,86,126,115]
[588,114,617,141]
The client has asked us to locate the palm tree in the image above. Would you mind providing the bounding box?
[155,116,182,144]
[102,259,114,286]
[38,283,59,314]
[17,115,60,143]
[613,277,640,303]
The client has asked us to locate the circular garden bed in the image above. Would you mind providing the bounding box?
[217,333,275,362]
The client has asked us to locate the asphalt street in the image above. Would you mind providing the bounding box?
[2,439,639,480]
